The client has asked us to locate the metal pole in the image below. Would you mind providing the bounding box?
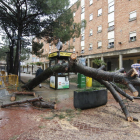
[18,36,21,82]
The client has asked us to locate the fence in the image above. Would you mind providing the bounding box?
[0,74,18,90]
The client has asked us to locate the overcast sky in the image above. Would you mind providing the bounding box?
[70,0,78,6]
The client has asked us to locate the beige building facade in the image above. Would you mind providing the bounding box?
[38,0,140,71]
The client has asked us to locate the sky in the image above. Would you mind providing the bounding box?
[70,0,78,6]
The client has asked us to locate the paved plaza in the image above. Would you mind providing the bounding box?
[0,73,140,140]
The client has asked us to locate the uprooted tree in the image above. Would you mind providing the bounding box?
[22,54,140,122]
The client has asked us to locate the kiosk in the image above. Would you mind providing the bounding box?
[49,51,72,90]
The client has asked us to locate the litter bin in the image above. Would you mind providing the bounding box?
[86,77,92,87]
[77,73,86,88]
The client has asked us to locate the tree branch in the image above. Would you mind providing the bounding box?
[0,1,17,16]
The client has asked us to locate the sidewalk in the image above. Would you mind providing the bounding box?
[1,73,140,140]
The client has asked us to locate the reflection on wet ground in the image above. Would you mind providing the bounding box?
[0,82,77,139]
[34,83,77,102]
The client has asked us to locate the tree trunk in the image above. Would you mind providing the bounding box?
[11,92,35,101]
[13,42,19,75]
[27,65,28,72]
[1,97,42,108]
[22,63,140,95]
[32,65,33,74]
[22,63,69,90]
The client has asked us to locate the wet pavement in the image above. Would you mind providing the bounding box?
[1,73,140,140]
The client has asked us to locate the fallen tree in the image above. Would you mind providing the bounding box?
[22,54,140,121]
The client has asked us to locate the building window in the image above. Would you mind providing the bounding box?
[73,48,75,53]
[108,21,114,31]
[81,47,84,54]
[81,20,85,27]
[129,32,136,42]
[73,12,75,17]
[81,35,84,41]
[108,1,114,13]
[73,38,75,42]
[89,43,93,50]
[81,27,85,34]
[73,24,75,29]
[108,0,114,4]
[129,11,136,21]
[89,0,93,5]
[81,13,85,20]
[108,21,114,27]
[89,14,93,21]
[108,39,114,48]
[108,12,114,23]
[137,59,140,63]
[81,0,84,7]
[98,9,102,16]
[98,25,102,33]
[108,31,114,48]
[98,41,102,48]
[49,46,51,53]
[81,7,85,13]
[89,29,93,36]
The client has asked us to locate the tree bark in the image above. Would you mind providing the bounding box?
[110,82,134,102]
[22,62,140,95]
[32,101,56,109]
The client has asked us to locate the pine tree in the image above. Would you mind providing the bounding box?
[0,0,81,74]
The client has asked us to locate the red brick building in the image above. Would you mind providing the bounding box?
[38,0,140,71]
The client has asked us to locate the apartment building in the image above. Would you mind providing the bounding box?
[38,0,140,71]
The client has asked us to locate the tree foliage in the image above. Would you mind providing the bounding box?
[92,59,107,66]
[32,41,44,57]
[0,45,30,62]
[32,0,84,55]
[0,46,9,60]
[35,62,43,66]
[0,0,81,74]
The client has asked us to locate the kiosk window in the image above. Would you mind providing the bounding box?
[58,60,62,64]
[51,60,55,67]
